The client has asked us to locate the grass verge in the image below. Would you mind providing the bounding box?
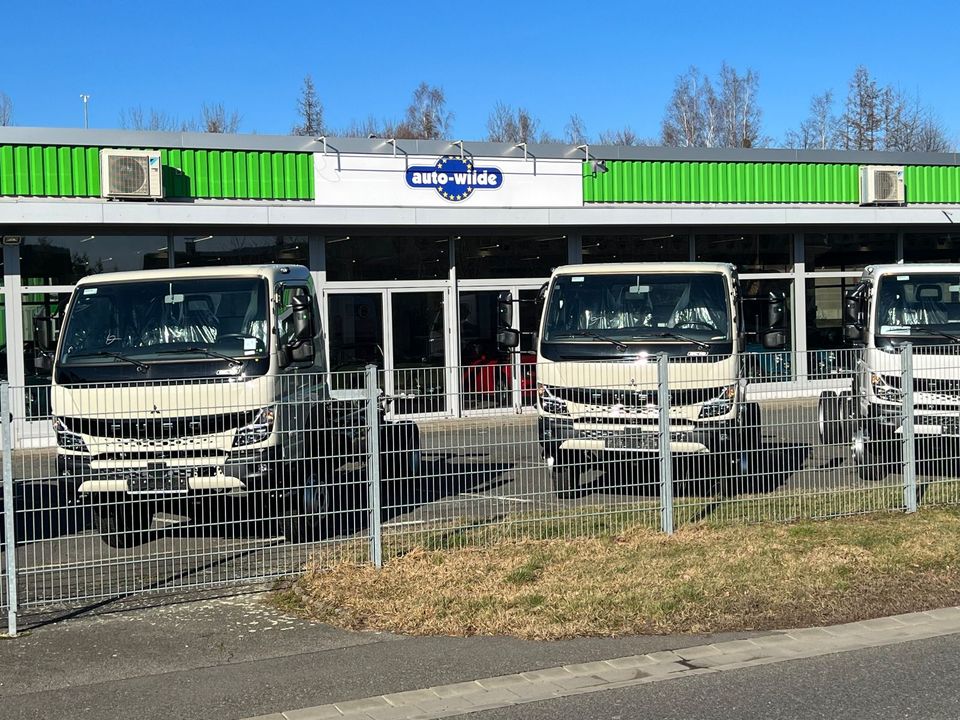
[271,507,960,640]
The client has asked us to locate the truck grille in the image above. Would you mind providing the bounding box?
[61,410,257,440]
[552,386,725,410]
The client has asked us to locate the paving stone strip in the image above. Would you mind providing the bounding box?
[245,607,960,720]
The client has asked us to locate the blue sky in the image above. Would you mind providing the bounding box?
[3,0,957,145]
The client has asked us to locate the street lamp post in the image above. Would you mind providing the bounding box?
[80,94,90,129]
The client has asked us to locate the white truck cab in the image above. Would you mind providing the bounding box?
[44,264,418,546]
[818,263,960,480]
[512,262,777,497]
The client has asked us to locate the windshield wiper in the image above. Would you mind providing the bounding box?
[655,331,711,350]
[568,331,627,351]
[157,347,244,367]
[70,351,149,372]
[909,327,960,344]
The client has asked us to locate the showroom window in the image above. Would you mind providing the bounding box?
[326,235,448,281]
[582,233,690,264]
[456,234,567,279]
[174,234,308,268]
[21,234,170,286]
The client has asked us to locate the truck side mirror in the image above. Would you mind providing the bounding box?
[497,328,520,350]
[34,317,57,353]
[767,292,786,329]
[761,329,787,349]
[290,294,314,341]
[497,291,513,329]
[842,287,866,343]
[843,294,862,326]
[843,324,866,343]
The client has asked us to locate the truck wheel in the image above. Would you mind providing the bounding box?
[851,424,896,483]
[818,393,849,446]
[282,462,332,543]
[552,453,582,499]
[382,422,422,477]
[93,497,154,549]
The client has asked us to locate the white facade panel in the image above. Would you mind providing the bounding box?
[314,153,583,208]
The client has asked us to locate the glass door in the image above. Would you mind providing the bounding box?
[389,290,448,415]
[326,293,385,393]
[325,289,450,416]
[457,284,542,413]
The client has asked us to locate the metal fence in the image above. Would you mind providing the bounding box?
[4,345,960,635]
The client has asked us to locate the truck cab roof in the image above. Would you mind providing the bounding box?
[72,264,311,287]
[552,262,736,277]
[862,263,960,281]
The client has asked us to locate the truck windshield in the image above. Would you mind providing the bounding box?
[543,273,731,343]
[875,274,960,337]
[58,278,269,368]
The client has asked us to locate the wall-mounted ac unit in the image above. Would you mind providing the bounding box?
[100,149,163,199]
[859,165,904,206]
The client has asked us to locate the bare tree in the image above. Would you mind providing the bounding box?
[200,102,241,134]
[718,63,765,148]
[662,64,766,148]
[119,105,183,132]
[486,102,541,143]
[393,82,452,139]
[598,127,642,146]
[883,92,953,152]
[0,92,12,126]
[839,66,884,151]
[784,91,838,149]
[291,74,324,136]
[661,66,722,147]
[564,114,589,144]
[833,66,953,152]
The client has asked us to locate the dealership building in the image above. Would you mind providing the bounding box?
[2,126,960,438]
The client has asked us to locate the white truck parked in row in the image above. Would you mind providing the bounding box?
[40,264,419,547]
[818,263,960,480]
[500,262,783,497]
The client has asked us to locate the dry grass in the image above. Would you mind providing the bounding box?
[272,508,960,639]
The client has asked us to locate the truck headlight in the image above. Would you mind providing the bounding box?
[537,384,568,415]
[232,407,276,447]
[52,417,88,452]
[699,384,737,419]
[870,373,903,402]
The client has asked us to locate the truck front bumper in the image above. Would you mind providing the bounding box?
[538,415,739,461]
[59,446,283,496]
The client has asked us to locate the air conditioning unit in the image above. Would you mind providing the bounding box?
[859,165,905,206]
[100,149,163,199]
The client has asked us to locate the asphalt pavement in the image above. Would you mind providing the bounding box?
[2,594,958,720]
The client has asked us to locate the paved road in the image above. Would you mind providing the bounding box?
[473,634,960,720]
[2,596,958,720]
[3,397,959,616]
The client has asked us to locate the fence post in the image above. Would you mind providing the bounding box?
[1,382,17,636]
[901,343,917,513]
[365,364,383,568]
[657,353,674,535]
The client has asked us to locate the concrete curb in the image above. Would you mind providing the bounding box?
[243,607,960,720]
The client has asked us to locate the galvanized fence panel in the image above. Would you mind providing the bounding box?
[4,370,375,622]
[5,346,960,629]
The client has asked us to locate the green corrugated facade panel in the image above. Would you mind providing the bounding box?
[584,161,891,203]
[0,144,313,199]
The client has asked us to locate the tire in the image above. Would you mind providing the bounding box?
[381,422,422,511]
[93,496,154,549]
[552,452,582,499]
[818,393,848,446]
[851,423,897,483]
[282,460,333,543]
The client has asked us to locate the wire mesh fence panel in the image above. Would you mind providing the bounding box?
[7,344,960,619]
[6,370,374,612]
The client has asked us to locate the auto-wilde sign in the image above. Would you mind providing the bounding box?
[405,155,503,202]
